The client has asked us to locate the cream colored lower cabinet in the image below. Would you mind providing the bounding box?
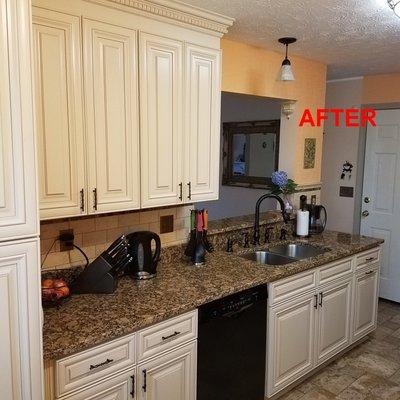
[49,311,198,400]
[267,249,380,398]
[137,342,197,400]
[352,266,379,342]
[267,293,316,395]
[315,278,352,365]
[62,369,136,400]
[0,239,43,400]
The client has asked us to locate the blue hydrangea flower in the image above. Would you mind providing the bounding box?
[271,170,288,187]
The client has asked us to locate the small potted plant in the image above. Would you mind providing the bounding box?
[269,170,298,212]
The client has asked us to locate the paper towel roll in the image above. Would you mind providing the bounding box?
[296,210,309,237]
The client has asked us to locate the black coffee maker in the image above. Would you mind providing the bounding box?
[126,231,161,279]
[300,195,327,235]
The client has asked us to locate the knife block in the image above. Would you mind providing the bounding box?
[72,255,118,294]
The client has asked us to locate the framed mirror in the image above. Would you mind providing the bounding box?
[222,120,280,188]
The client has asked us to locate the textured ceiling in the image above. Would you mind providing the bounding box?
[182,0,400,79]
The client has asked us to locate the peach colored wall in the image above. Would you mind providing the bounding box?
[221,39,327,185]
[362,73,400,104]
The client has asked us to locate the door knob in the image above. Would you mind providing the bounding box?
[362,210,369,217]
[364,197,371,204]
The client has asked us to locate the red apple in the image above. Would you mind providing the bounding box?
[53,279,67,288]
[42,279,54,288]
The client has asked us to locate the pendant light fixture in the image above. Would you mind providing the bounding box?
[278,37,297,81]
[388,0,400,17]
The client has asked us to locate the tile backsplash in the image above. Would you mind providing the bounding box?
[40,205,191,270]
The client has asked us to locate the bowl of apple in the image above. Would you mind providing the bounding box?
[42,278,70,308]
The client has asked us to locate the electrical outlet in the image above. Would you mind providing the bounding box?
[59,229,74,251]
[160,215,174,234]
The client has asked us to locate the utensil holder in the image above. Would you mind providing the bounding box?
[72,255,118,294]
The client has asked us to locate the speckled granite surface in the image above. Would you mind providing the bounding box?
[42,230,383,360]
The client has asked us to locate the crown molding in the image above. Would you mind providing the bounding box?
[86,0,234,36]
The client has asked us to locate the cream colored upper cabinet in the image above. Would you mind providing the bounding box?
[184,44,221,203]
[33,8,86,220]
[0,0,38,240]
[139,33,184,208]
[83,19,140,214]
[0,239,43,400]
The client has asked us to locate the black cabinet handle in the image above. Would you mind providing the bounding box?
[142,369,147,392]
[365,270,374,275]
[179,183,183,201]
[162,331,181,341]
[319,292,323,307]
[314,294,318,309]
[366,257,375,262]
[89,358,113,370]
[93,188,97,210]
[80,189,85,212]
[187,182,192,200]
[130,375,135,398]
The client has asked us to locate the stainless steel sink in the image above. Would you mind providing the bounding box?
[268,243,327,259]
[240,251,297,265]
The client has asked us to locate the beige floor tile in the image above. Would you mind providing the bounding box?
[300,388,336,400]
[312,369,358,395]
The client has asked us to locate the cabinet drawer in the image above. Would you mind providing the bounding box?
[356,248,380,270]
[137,310,197,362]
[319,257,353,285]
[56,334,136,397]
[269,270,317,305]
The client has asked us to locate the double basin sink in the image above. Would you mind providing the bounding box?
[240,243,328,266]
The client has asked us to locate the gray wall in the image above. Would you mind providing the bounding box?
[198,92,282,220]
[320,79,363,233]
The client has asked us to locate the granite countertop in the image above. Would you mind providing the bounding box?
[207,210,295,235]
[42,231,383,360]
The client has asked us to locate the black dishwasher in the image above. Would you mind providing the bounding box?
[197,285,268,400]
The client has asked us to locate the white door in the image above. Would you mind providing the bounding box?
[32,8,86,219]
[361,109,400,301]
[137,342,197,400]
[139,33,184,208]
[62,369,136,400]
[184,44,220,203]
[0,239,43,400]
[83,19,140,214]
[315,279,352,365]
[267,293,316,396]
[0,0,38,240]
[353,267,379,342]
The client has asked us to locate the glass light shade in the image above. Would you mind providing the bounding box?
[388,0,400,17]
[280,63,294,81]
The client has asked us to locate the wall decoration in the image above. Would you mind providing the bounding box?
[304,138,316,169]
[340,161,354,180]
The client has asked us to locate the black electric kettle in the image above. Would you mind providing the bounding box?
[126,231,161,279]
[307,204,327,234]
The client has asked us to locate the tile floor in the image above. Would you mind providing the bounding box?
[280,299,400,400]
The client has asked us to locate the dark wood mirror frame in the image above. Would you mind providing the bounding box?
[222,119,280,188]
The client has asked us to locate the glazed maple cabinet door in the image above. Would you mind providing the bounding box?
[184,44,221,203]
[61,368,136,400]
[139,33,184,208]
[83,19,140,214]
[352,267,379,341]
[32,8,87,219]
[0,0,38,240]
[0,239,43,400]
[267,293,316,396]
[137,342,197,400]
[315,279,352,365]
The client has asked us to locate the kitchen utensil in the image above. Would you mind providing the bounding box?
[126,231,161,279]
